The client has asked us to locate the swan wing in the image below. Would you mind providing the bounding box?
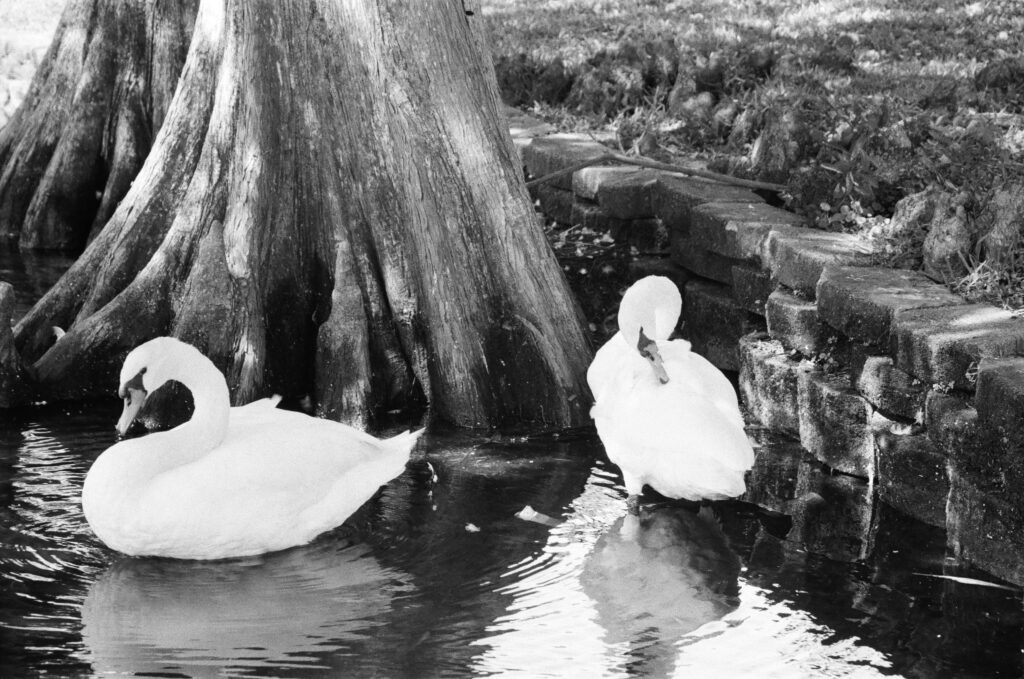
[594,382,753,501]
[660,342,744,429]
[588,333,629,401]
[138,415,419,557]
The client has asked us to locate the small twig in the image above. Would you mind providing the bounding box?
[525,157,610,190]
[525,151,787,193]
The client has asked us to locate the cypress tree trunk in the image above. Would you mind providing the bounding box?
[0,0,197,251]
[5,0,593,429]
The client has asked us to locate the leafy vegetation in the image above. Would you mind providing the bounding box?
[484,0,1024,308]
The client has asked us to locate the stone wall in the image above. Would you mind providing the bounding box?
[512,115,1024,586]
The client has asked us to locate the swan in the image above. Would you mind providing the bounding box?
[588,276,754,507]
[81,336,423,560]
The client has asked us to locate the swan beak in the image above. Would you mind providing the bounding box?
[637,327,670,384]
[116,387,147,437]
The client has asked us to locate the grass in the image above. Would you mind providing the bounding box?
[482,0,1024,309]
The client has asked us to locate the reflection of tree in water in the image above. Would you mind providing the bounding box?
[581,506,742,678]
[364,432,599,676]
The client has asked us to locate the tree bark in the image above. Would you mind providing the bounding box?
[0,0,197,251]
[6,0,593,430]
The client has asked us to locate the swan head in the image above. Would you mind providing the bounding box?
[115,337,190,436]
[637,327,669,384]
[617,276,682,384]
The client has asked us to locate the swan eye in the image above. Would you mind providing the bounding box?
[118,367,149,398]
[126,368,147,390]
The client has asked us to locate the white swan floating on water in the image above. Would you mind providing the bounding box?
[82,336,422,560]
[588,276,754,505]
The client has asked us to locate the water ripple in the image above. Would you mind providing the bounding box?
[1,407,1021,677]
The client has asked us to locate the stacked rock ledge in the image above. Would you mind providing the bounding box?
[512,111,1024,585]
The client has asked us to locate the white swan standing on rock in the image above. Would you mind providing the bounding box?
[588,276,754,507]
[82,336,423,560]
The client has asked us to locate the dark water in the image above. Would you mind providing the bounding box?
[0,401,1021,679]
[2,249,1023,678]
[0,245,76,321]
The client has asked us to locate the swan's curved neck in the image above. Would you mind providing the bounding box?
[169,351,231,456]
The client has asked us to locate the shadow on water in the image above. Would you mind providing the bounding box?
[0,390,1022,676]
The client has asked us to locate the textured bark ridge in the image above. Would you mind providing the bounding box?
[0,0,198,251]
[7,0,594,429]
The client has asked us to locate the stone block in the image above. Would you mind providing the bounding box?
[855,356,928,422]
[682,280,765,371]
[972,356,1024,428]
[792,463,876,562]
[507,109,556,160]
[924,391,978,455]
[532,184,575,225]
[505,106,556,140]
[765,289,830,357]
[573,166,646,200]
[947,466,1024,586]
[731,265,774,316]
[690,202,803,262]
[570,200,629,234]
[763,226,875,297]
[512,135,533,160]
[966,357,1024,501]
[876,431,948,528]
[569,202,666,250]
[671,237,739,284]
[590,169,658,220]
[624,219,668,252]
[627,257,690,292]
[654,174,765,235]
[522,134,610,190]
[892,304,1024,391]
[797,368,876,478]
[738,334,805,436]
[816,266,962,346]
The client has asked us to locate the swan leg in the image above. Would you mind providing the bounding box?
[626,494,641,515]
[622,472,644,514]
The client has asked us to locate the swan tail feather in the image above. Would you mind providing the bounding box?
[384,428,425,459]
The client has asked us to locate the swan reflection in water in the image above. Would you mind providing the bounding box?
[581,504,742,677]
[80,537,413,676]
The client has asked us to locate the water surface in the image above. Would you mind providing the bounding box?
[1,400,1021,678]
[0,245,75,321]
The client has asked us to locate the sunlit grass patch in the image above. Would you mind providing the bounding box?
[484,0,1024,307]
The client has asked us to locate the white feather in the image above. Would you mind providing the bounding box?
[589,276,754,501]
[82,337,422,560]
